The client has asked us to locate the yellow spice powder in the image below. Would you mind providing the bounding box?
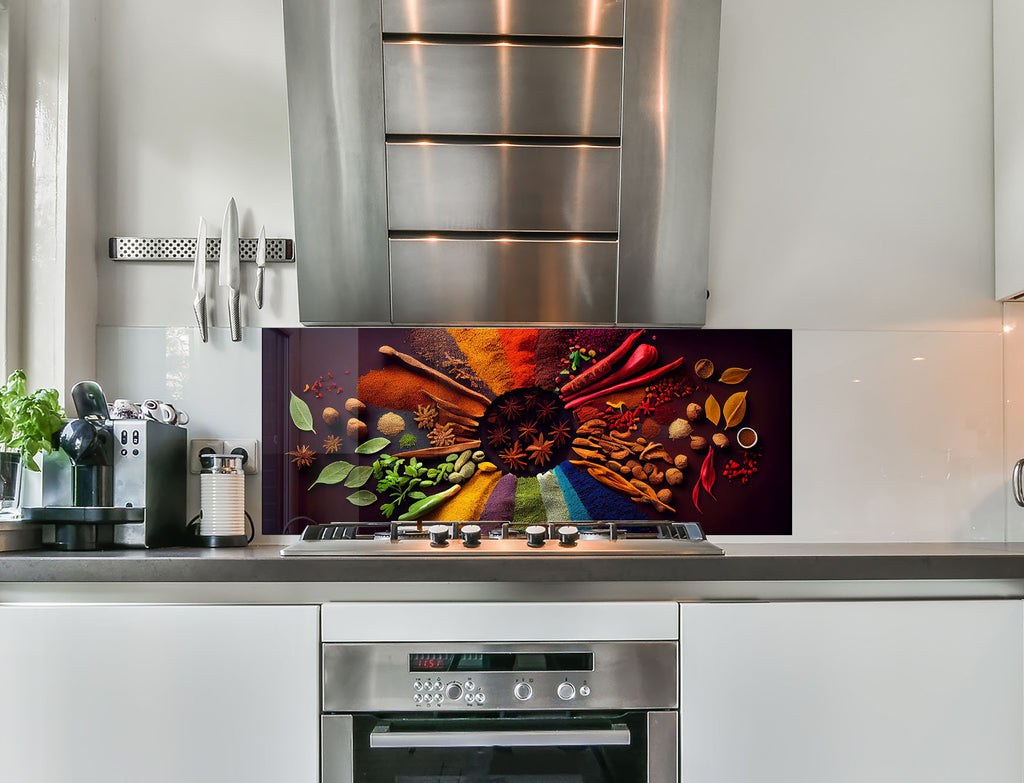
[422,469,503,523]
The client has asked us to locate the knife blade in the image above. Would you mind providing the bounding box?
[219,197,241,342]
[254,224,266,310]
[192,217,209,342]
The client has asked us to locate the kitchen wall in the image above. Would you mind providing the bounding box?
[91,0,1007,543]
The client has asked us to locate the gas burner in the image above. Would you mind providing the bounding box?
[281,520,723,557]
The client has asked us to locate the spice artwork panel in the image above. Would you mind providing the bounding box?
[262,327,792,536]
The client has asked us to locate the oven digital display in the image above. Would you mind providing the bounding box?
[409,652,594,673]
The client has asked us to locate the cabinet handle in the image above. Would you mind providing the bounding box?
[1013,458,1024,507]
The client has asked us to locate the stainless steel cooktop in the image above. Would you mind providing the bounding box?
[280,521,723,557]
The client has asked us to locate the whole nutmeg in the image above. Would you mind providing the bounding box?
[632,465,647,480]
[346,417,368,441]
[322,406,341,426]
[689,435,707,451]
[694,358,714,379]
[648,469,664,486]
[712,433,729,449]
[665,467,684,486]
[686,403,703,421]
[668,418,693,440]
[344,397,366,417]
[656,488,673,506]
[674,454,689,470]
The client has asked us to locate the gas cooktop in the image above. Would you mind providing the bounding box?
[280,520,723,557]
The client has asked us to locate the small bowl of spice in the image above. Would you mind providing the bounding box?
[737,427,758,449]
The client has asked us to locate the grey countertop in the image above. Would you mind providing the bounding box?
[2,543,1024,596]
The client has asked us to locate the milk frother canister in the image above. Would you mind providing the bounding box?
[198,453,248,547]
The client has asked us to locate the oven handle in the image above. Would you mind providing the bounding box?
[369,723,631,749]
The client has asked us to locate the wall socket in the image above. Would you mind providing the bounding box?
[188,438,260,475]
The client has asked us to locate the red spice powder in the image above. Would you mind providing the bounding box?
[358,366,487,418]
[534,329,576,390]
[449,328,516,396]
[497,329,539,391]
[641,417,662,441]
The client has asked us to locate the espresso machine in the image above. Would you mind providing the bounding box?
[22,381,187,550]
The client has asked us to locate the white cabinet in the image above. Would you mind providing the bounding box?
[996,0,1024,299]
[680,601,1023,783]
[0,604,319,783]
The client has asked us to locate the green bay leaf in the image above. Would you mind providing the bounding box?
[343,465,375,489]
[307,460,353,491]
[346,490,377,507]
[289,391,316,433]
[354,437,391,455]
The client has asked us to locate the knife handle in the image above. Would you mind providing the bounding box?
[193,295,209,343]
[255,267,265,310]
[228,289,241,342]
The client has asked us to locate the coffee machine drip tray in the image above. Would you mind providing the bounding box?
[20,506,146,551]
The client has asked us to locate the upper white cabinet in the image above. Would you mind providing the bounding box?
[0,604,319,783]
[996,0,1024,299]
[680,600,1023,783]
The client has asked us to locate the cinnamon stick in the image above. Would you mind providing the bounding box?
[379,345,492,411]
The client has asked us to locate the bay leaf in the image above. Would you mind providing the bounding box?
[343,464,375,489]
[289,391,316,433]
[346,490,378,507]
[307,460,353,491]
[719,367,751,385]
[355,437,391,455]
[723,391,748,429]
[705,394,721,426]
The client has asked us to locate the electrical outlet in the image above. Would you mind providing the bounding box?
[189,439,224,474]
[223,438,260,475]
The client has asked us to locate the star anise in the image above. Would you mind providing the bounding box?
[427,422,456,447]
[536,397,560,422]
[526,434,554,467]
[414,403,439,430]
[322,435,343,454]
[488,424,512,448]
[497,397,523,421]
[548,419,573,447]
[287,444,317,468]
[517,420,539,440]
[498,441,528,471]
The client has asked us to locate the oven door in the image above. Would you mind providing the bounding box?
[323,711,677,783]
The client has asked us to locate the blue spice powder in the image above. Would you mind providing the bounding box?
[553,463,591,521]
[558,462,650,522]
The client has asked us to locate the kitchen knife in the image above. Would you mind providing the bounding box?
[254,224,266,310]
[192,216,209,342]
[219,197,241,342]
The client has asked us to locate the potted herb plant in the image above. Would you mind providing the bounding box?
[0,370,65,512]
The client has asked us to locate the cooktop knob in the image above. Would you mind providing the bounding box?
[525,525,547,548]
[557,682,576,701]
[514,682,533,701]
[461,524,482,548]
[557,525,579,547]
[445,682,463,701]
[428,524,450,548]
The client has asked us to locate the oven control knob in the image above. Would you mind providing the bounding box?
[445,682,463,701]
[461,524,482,548]
[525,525,547,548]
[428,524,450,547]
[557,682,576,701]
[557,525,579,546]
[579,685,591,697]
[514,682,533,701]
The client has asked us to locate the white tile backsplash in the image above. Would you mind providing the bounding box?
[96,326,264,536]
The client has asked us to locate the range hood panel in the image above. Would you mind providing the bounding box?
[284,0,720,326]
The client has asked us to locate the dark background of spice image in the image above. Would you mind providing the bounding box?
[262,327,792,536]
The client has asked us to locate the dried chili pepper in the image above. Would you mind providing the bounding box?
[565,357,686,411]
[560,330,645,399]
[692,479,702,514]
[700,448,716,499]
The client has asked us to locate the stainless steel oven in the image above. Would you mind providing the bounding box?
[320,603,680,783]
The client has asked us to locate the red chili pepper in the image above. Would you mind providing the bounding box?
[692,478,702,514]
[328,372,333,378]
[700,449,716,499]
[560,330,646,399]
[565,357,685,411]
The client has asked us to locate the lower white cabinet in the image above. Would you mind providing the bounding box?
[680,600,1023,783]
[0,604,319,783]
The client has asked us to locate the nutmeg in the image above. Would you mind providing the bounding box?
[322,406,341,426]
[656,488,674,506]
[686,403,703,421]
[346,417,368,441]
[674,454,689,470]
[344,397,366,417]
[712,433,729,449]
[632,465,647,480]
[648,469,664,486]
[665,467,684,486]
[689,435,707,451]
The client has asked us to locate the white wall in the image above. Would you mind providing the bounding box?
[92,0,1005,542]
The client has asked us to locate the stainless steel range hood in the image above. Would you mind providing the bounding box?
[283,0,721,326]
